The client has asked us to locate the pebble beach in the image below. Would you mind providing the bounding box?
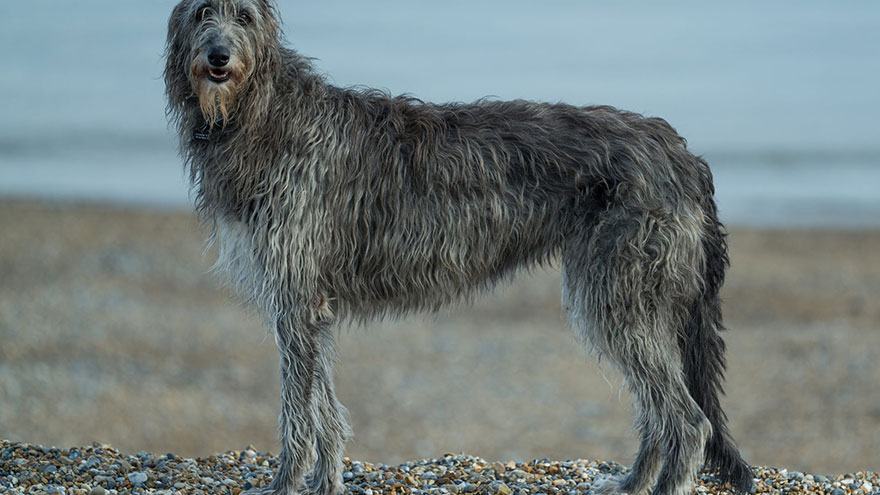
[3,440,879,495]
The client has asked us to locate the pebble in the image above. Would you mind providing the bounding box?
[128,471,148,484]
[0,440,877,495]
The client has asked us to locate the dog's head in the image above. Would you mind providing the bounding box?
[165,0,282,127]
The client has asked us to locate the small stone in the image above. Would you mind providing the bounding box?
[459,482,477,492]
[174,482,186,489]
[89,487,106,495]
[492,462,506,474]
[497,483,513,495]
[831,489,846,495]
[815,475,828,483]
[128,472,148,484]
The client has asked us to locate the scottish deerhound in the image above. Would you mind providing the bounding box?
[165,2,753,495]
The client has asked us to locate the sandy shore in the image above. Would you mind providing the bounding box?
[0,200,878,475]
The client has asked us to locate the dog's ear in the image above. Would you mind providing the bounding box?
[167,1,200,56]
[166,1,189,46]
[258,0,282,35]
[246,0,284,77]
[165,1,196,115]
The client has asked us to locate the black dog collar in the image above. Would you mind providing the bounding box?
[192,119,229,142]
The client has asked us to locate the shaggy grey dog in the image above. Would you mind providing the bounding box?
[164,2,753,495]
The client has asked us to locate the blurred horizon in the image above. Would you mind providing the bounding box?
[1,1,879,226]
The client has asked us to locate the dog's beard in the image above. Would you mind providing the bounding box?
[190,50,250,127]
[194,77,238,127]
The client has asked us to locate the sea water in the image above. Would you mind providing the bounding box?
[1,1,878,227]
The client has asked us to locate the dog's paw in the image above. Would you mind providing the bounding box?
[303,481,345,495]
[242,486,289,495]
[590,474,632,495]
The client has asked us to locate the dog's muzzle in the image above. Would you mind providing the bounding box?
[207,46,231,83]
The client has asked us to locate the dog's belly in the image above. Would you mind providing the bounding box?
[321,195,567,316]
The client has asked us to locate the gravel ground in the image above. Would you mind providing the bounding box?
[3,440,879,495]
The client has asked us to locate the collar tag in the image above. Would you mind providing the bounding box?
[193,117,224,142]
[193,127,212,141]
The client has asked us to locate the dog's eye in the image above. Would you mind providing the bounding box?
[236,11,252,26]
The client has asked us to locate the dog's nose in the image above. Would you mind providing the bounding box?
[208,47,230,67]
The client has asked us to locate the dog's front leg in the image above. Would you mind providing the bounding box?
[249,312,321,495]
[305,331,351,495]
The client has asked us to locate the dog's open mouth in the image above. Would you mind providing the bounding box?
[208,69,230,83]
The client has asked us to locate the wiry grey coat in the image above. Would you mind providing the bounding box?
[165,2,753,495]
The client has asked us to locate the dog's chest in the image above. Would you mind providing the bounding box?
[213,218,265,303]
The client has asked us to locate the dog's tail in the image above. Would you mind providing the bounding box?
[680,161,754,493]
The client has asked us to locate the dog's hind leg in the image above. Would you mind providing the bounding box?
[681,213,754,494]
[620,346,711,495]
[614,429,663,495]
[564,207,711,495]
